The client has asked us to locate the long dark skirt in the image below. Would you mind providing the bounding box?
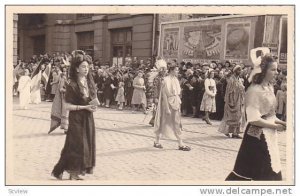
[52,109,96,176]
[226,124,282,181]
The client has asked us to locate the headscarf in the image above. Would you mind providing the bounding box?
[248,47,270,82]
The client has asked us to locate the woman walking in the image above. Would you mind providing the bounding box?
[226,48,286,181]
[200,69,217,125]
[51,50,97,180]
[154,65,191,151]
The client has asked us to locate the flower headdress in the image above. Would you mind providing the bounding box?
[71,50,85,60]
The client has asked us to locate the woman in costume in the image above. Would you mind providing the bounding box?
[51,50,97,180]
[154,65,191,151]
[226,48,286,181]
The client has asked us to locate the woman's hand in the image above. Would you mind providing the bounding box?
[276,119,286,127]
[85,105,97,112]
[275,123,286,131]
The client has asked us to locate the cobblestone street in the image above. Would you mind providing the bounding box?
[10,98,287,184]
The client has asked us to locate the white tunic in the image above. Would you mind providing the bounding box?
[245,84,281,173]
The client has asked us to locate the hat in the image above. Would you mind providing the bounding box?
[233,64,242,73]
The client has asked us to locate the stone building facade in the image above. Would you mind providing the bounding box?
[16,14,287,67]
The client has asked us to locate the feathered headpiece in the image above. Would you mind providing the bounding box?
[248,47,270,82]
[155,59,167,70]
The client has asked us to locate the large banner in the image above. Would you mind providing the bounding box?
[279,17,287,64]
[225,22,250,59]
[162,28,179,58]
[182,25,221,60]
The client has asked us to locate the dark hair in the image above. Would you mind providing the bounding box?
[69,51,96,99]
[168,65,178,73]
[252,54,277,84]
[186,62,193,67]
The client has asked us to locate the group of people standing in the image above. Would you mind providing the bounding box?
[14,46,287,181]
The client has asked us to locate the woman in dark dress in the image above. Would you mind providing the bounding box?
[226,48,286,181]
[103,72,114,108]
[214,71,227,120]
[124,71,134,108]
[51,50,97,180]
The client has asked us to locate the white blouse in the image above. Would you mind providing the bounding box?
[204,78,216,97]
[245,84,276,122]
[245,84,281,173]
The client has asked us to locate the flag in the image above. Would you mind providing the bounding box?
[30,59,44,104]
[42,63,52,88]
[48,89,63,134]
[30,70,42,104]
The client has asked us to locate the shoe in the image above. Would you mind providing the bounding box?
[153,142,163,149]
[149,121,154,127]
[178,145,191,151]
[69,174,83,180]
[232,134,243,139]
[225,133,230,138]
[203,118,212,125]
[51,172,63,180]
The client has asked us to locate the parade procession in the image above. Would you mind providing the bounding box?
[9,11,292,184]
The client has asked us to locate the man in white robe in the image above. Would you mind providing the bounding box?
[154,65,191,151]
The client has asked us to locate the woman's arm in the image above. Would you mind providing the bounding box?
[250,118,285,131]
[275,118,286,126]
[212,80,217,96]
[204,79,214,97]
[59,78,66,92]
[133,78,145,89]
[161,82,171,114]
[65,103,96,112]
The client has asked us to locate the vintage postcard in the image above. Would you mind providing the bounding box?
[5,5,294,185]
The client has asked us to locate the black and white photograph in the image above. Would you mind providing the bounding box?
[5,5,294,187]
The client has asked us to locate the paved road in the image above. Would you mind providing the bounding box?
[10,99,287,184]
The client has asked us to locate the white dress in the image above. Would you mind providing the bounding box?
[18,76,31,109]
[200,78,216,112]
